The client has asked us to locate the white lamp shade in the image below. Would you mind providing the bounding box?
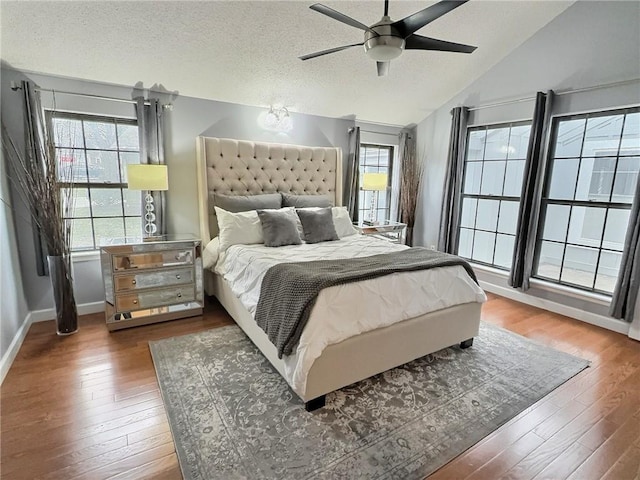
[126,164,169,191]
[362,172,388,191]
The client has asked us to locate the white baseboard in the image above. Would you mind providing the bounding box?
[30,301,105,323]
[479,281,630,336]
[1,301,106,385]
[0,312,32,385]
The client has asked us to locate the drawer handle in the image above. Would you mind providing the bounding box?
[176,274,181,279]
[177,293,182,298]
[132,300,138,305]
[132,279,137,285]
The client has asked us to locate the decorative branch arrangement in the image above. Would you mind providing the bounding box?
[399,134,423,246]
[2,121,78,334]
[2,125,71,255]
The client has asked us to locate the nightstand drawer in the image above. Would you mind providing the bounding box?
[114,267,194,293]
[116,285,196,312]
[112,248,193,272]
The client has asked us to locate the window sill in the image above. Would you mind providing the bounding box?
[71,250,100,263]
[468,262,510,277]
[529,278,611,306]
[470,261,612,307]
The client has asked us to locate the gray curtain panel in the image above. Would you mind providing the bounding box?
[21,80,47,276]
[398,131,420,246]
[393,133,407,223]
[135,97,167,235]
[610,179,640,323]
[509,91,554,289]
[344,126,360,222]
[438,107,468,253]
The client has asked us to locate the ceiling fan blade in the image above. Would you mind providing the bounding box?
[392,0,469,38]
[299,42,364,61]
[377,61,390,76]
[310,4,377,34]
[405,34,477,53]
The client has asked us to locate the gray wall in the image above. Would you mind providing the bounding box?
[0,65,356,313]
[167,95,353,235]
[413,0,640,317]
[0,66,54,314]
[1,133,29,361]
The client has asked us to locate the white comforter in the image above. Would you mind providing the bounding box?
[214,235,486,394]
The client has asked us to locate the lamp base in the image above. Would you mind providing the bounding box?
[368,192,378,224]
[144,192,158,236]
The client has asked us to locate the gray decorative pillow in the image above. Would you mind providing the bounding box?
[214,193,281,212]
[257,209,302,247]
[281,193,333,208]
[296,207,339,244]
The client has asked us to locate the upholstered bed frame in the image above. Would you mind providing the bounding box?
[196,136,481,409]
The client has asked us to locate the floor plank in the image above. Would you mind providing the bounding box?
[1,295,639,480]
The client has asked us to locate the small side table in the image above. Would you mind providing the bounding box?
[100,234,204,331]
[354,220,407,244]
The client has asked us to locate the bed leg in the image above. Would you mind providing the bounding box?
[305,395,326,412]
[460,338,474,349]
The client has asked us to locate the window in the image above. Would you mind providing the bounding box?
[534,107,640,294]
[48,112,142,251]
[457,122,532,269]
[358,144,394,222]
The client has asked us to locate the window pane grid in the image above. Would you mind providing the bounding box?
[49,111,141,251]
[534,107,639,295]
[457,121,532,270]
[533,236,626,253]
[358,143,394,223]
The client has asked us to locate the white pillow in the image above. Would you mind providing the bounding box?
[214,206,263,252]
[202,237,220,269]
[332,206,358,238]
[295,206,357,239]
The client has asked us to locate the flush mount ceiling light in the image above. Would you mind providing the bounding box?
[300,0,477,77]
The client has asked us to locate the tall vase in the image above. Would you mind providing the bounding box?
[47,255,78,336]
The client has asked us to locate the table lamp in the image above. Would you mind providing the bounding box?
[361,172,388,224]
[126,164,169,236]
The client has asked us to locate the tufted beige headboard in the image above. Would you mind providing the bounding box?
[196,137,343,243]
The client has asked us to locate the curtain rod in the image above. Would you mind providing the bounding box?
[36,88,152,106]
[468,78,640,112]
[348,127,402,136]
[10,83,151,106]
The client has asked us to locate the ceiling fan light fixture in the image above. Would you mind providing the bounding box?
[301,0,476,75]
[365,44,402,61]
[364,35,405,61]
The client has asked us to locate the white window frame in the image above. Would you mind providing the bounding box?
[48,111,142,252]
[533,106,640,295]
[457,121,532,270]
[358,143,395,222]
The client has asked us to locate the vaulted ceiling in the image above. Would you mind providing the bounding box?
[0,1,573,126]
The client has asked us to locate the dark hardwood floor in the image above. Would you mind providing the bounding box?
[1,293,639,479]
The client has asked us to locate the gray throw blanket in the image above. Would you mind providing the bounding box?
[254,248,479,358]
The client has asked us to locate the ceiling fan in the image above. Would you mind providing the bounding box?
[300,0,477,76]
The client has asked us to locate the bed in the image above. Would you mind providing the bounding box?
[196,136,485,410]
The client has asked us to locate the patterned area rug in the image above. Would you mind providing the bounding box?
[149,323,588,480]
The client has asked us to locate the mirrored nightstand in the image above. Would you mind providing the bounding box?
[354,220,407,244]
[100,235,203,331]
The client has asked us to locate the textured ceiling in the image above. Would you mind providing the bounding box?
[0,1,572,126]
